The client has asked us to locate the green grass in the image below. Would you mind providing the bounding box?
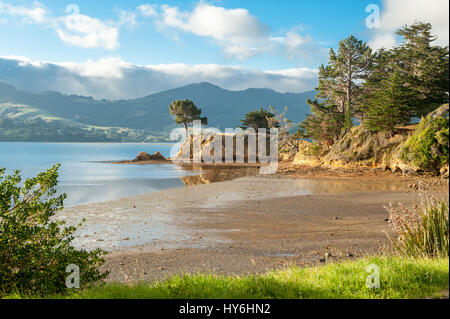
[4,256,449,299]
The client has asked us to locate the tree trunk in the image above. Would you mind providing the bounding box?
[184,122,188,135]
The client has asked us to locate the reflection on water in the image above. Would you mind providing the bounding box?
[0,142,202,206]
[180,165,258,186]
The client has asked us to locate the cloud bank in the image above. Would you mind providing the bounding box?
[0,56,318,100]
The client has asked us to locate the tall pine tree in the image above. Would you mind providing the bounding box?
[394,22,449,117]
[363,69,415,132]
[301,36,372,144]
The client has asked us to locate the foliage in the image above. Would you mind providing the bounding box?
[240,108,279,131]
[387,198,449,259]
[394,23,449,118]
[360,23,449,132]
[301,36,372,144]
[300,142,324,157]
[0,165,108,296]
[402,115,449,172]
[169,100,207,132]
[362,69,415,132]
[300,98,345,146]
[12,256,449,299]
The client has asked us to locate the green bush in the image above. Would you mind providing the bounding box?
[387,198,449,258]
[402,116,449,173]
[0,165,108,296]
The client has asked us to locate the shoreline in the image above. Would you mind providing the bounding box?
[59,166,448,283]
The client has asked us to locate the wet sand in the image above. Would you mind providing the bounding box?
[60,166,449,283]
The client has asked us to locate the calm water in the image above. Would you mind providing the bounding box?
[0,142,198,206]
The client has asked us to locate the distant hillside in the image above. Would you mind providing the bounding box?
[0,82,315,142]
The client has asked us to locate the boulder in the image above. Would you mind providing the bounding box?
[134,151,166,162]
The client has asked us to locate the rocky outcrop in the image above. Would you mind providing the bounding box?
[292,104,449,175]
[133,151,166,162]
[321,126,414,171]
[172,133,259,163]
[293,124,419,173]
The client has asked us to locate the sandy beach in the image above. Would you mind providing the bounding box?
[60,164,448,283]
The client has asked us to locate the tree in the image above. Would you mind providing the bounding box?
[394,22,449,118]
[301,36,373,145]
[0,165,108,295]
[169,100,208,133]
[300,98,345,146]
[363,69,415,132]
[328,36,373,127]
[268,106,299,154]
[240,108,279,131]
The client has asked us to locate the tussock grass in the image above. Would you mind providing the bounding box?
[387,198,449,258]
[5,256,448,299]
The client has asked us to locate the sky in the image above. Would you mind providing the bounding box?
[0,0,448,99]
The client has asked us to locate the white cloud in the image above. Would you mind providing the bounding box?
[117,10,138,27]
[157,2,272,60]
[0,56,318,99]
[55,13,119,50]
[138,4,157,17]
[153,2,323,61]
[0,1,47,24]
[284,31,313,52]
[370,0,449,50]
[0,1,120,50]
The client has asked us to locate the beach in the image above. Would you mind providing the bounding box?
[60,164,448,283]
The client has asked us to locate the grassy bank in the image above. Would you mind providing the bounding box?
[5,256,448,299]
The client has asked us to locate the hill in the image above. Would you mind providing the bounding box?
[0,82,315,142]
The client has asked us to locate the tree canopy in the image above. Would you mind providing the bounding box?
[169,100,208,132]
[240,108,279,131]
[301,22,449,144]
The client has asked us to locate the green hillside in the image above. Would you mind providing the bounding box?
[0,82,315,142]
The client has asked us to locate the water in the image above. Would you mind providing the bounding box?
[0,142,199,206]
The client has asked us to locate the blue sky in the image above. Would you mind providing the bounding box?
[0,0,383,69]
[0,0,448,98]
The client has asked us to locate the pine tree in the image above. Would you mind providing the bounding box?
[300,98,345,146]
[363,69,415,132]
[169,100,207,133]
[394,22,449,117]
[300,36,372,144]
[328,36,373,127]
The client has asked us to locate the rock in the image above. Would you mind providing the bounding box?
[384,218,390,222]
[347,253,354,257]
[134,151,166,162]
[319,258,326,263]
[333,216,339,220]
[325,253,332,258]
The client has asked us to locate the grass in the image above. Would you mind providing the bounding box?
[387,198,449,259]
[4,256,449,299]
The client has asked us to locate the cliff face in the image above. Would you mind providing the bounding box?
[293,104,449,175]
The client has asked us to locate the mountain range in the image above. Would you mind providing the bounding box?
[0,82,315,142]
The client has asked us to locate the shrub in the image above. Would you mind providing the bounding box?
[0,165,108,296]
[402,116,449,173]
[386,197,449,258]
